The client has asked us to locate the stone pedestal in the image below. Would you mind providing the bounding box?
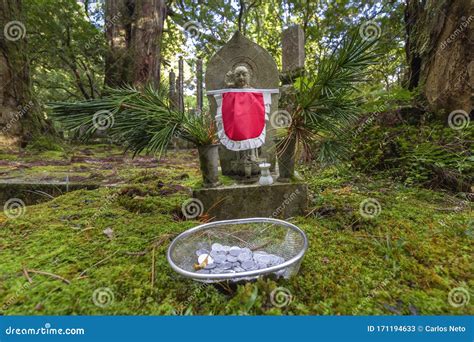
[193,182,307,220]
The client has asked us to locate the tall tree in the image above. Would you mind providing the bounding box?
[104,0,167,87]
[25,0,105,102]
[0,0,47,146]
[405,0,473,115]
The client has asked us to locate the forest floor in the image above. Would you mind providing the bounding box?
[0,143,472,315]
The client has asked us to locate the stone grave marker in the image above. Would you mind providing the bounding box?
[193,31,308,220]
[282,25,305,74]
[205,31,279,177]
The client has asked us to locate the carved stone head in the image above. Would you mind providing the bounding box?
[225,65,252,88]
[233,65,251,88]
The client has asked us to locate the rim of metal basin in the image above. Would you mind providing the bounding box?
[167,217,308,281]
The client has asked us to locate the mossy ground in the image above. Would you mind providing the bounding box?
[0,143,201,186]
[0,144,472,315]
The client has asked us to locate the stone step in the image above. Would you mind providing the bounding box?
[193,182,307,220]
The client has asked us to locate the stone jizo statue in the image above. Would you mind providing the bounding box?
[205,32,280,178]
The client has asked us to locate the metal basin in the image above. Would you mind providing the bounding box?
[167,218,308,283]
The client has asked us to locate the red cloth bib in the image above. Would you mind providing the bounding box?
[221,92,265,141]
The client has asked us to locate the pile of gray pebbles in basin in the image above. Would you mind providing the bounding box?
[194,243,286,276]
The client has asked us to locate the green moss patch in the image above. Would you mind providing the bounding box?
[0,148,472,315]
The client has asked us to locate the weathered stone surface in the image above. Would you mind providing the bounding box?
[193,182,307,220]
[205,31,279,176]
[196,58,203,113]
[282,25,305,73]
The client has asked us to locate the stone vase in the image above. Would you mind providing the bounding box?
[198,144,220,188]
[258,163,273,186]
[277,136,296,182]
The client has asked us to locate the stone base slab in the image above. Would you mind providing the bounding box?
[193,182,307,220]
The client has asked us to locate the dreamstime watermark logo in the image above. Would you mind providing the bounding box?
[181,198,204,219]
[359,198,381,219]
[439,15,474,51]
[246,189,302,250]
[181,20,203,40]
[3,198,26,219]
[92,287,114,308]
[271,189,300,218]
[1,281,32,313]
[359,20,381,42]
[448,110,470,130]
[448,287,470,308]
[270,110,292,129]
[92,110,115,131]
[466,219,474,238]
[180,282,209,314]
[352,103,386,138]
[4,322,85,336]
[270,287,293,308]
[83,192,118,229]
[3,21,26,41]
[85,12,122,49]
[202,43,218,58]
[1,101,34,135]
[353,278,390,314]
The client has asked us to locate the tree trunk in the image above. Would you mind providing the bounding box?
[104,0,130,87]
[104,0,167,88]
[404,0,473,116]
[0,0,47,146]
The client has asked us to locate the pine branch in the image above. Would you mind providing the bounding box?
[48,84,217,158]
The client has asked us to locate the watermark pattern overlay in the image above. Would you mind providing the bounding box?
[83,192,119,229]
[271,189,300,218]
[245,188,302,251]
[359,20,381,42]
[1,282,32,313]
[1,101,34,135]
[180,282,209,314]
[92,287,115,308]
[466,219,474,238]
[3,198,26,219]
[447,287,470,308]
[3,20,26,41]
[352,103,386,138]
[85,12,122,49]
[181,20,203,40]
[447,109,470,130]
[270,109,292,129]
[181,198,204,220]
[359,198,382,219]
[270,287,293,308]
[439,15,474,51]
[92,110,115,131]
[353,278,390,314]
